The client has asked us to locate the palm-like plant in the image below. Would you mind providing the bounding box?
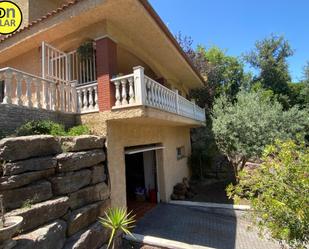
[99,207,135,248]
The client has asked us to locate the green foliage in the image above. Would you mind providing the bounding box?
[288,62,309,108]
[15,120,91,137]
[189,46,249,110]
[212,89,309,177]
[21,194,39,209]
[99,208,135,248]
[67,125,90,136]
[189,120,222,180]
[227,140,309,248]
[77,40,94,60]
[201,46,248,100]
[244,34,293,105]
[287,83,304,107]
[176,33,248,109]
[16,120,66,136]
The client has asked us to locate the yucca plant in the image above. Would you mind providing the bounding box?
[99,207,135,248]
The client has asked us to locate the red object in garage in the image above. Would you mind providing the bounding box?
[149,189,157,203]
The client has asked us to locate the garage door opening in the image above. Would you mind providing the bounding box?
[125,144,163,218]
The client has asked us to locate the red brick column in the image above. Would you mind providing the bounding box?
[96,37,117,111]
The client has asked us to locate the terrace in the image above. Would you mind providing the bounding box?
[0,42,206,123]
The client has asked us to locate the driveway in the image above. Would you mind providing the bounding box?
[132,204,280,249]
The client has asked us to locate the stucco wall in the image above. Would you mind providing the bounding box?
[0,48,41,76]
[106,121,191,207]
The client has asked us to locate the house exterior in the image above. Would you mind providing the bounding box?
[0,0,206,207]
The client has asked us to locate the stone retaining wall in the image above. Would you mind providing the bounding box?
[0,104,77,135]
[0,135,111,249]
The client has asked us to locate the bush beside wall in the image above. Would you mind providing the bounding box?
[0,104,76,135]
[0,135,111,249]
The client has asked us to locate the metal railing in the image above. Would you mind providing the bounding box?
[42,42,96,86]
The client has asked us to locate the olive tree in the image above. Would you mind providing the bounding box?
[212,89,308,177]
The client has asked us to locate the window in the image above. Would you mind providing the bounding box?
[176,146,185,160]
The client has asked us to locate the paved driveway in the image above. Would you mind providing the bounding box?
[133,204,280,249]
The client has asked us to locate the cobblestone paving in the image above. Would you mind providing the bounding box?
[133,204,280,249]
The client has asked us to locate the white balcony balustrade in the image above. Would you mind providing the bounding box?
[76,83,99,113]
[0,67,77,113]
[0,63,204,121]
[111,66,206,122]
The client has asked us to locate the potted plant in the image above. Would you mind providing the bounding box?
[99,207,135,249]
[77,40,94,61]
[0,195,23,249]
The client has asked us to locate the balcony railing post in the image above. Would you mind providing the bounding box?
[70,81,77,113]
[42,41,46,79]
[191,99,196,119]
[24,76,33,108]
[3,69,13,105]
[133,66,146,105]
[175,89,179,114]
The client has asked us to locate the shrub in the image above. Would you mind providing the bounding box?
[15,120,91,137]
[16,120,66,136]
[212,89,309,177]
[67,125,90,136]
[227,140,309,248]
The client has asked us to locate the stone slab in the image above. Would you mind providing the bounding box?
[67,200,111,236]
[6,197,69,233]
[0,135,61,162]
[49,170,91,195]
[0,168,55,190]
[56,150,105,172]
[2,181,53,210]
[61,136,105,152]
[64,221,109,249]
[91,164,106,184]
[69,182,110,210]
[14,220,67,249]
[2,156,57,176]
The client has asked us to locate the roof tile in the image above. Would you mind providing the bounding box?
[0,0,81,42]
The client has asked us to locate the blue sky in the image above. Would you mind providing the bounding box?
[149,0,309,82]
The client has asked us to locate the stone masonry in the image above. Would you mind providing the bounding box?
[0,135,111,249]
[0,104,77,135]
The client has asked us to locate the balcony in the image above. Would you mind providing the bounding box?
[0,67,77,113]
[0,42,205,123]
[0,66,205,123]
[110,67,206,122]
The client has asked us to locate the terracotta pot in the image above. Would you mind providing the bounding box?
[0,216,23,243]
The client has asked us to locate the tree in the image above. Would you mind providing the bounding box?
[212,89,309,178]
[287,62,309,108]
[227,140,309,248]
[175,33,209,79]
[244,34,293,101]
[176,33,248,110]
[189,46,249,109]
[299,62,309,107]
[201,46,248,100]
